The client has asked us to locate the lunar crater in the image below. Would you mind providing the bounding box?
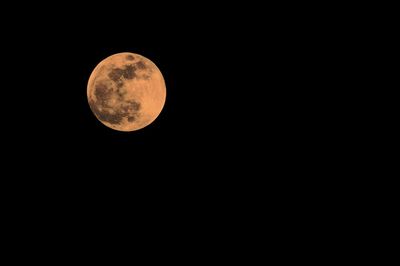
[136,61,146,70]
[126,55,135,61]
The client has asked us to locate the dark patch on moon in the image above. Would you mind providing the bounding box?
[136,61,146,70]
[126,55,135,61]
[142,74,151,80]
[94,83,113,106]
[94,83,109,99]
[119,100,141,113]
[122,65,136,79]
[89,99,124,125]
[108,64,137,83]
[97,110,124,124]
[128,100,141,111]
[108,68,124,82]
[89,88,142,125]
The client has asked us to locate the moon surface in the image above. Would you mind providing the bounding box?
[87,52,166,131]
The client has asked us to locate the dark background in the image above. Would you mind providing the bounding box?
[0,3,372,258]
[2,3,351,210]
[0,4,385,261]
[2,4,348,179]
[5,6,274,168]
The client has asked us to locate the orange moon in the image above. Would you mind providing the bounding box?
[87,52,166,131]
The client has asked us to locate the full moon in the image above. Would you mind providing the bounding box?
[87,52,166,131]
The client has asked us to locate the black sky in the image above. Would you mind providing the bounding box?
[1,3,347,196]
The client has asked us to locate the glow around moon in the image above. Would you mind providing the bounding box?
[87,52,166,131]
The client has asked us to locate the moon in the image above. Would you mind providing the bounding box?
[87,52,166,131]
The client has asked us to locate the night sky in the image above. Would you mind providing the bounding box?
[1,2,344,205]
[0,5,363,257]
